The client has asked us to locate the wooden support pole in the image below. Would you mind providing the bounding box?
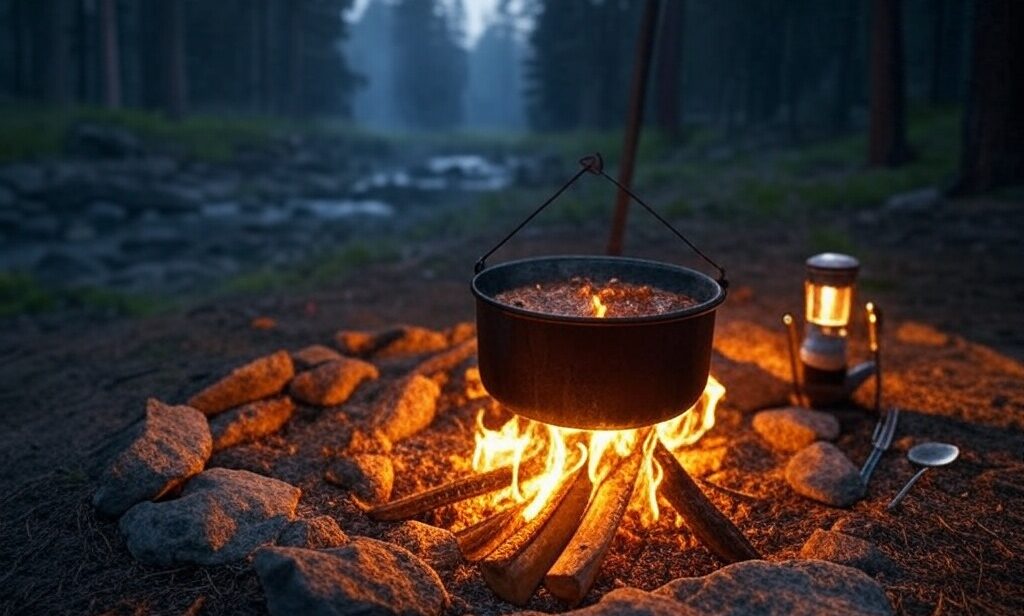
[455,502,528,562]
[606,0,661,256]
[654,440,760,563]
[480,467,593,606]
[545,437,647,605]
[366,456,541,521]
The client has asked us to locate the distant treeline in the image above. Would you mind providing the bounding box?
[0,0,980,132]
[0,0,359,118]
[0,0,1020,191]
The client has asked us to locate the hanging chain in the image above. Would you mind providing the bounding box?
[474,153,728,290]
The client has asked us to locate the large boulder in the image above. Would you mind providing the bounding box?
[785,442,865,507]
[371,374,441,442]
[188,351,295,416]
[119,468,300,566]
[655,559,893,615]
[752,407,840,452]
[93,398,211,518]
[209,396,295,451]
[289,358,379,407]
[254,539,449,616]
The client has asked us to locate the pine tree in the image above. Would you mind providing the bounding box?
[392,0,467,130]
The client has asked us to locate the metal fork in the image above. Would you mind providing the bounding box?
[860,406,900,484]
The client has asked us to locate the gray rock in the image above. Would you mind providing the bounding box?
[799,529,896,575]
[210,396,295,451]
[84,201,128,224]
[372,374,440,442]
[0,163,45,194]
[512,588,692,616]
[382,521,461,572]
[885,187,941,213]
[93,398,211,518]
[0,184,14,207]
[785,442,865,507]
[33,249,106,284]
[277,516,348,549]
[334,325,449,358]
[289,357,379,407]
[655,559,893,616]
[254,539,448,616]
[291,344,343,370]
[324,454,393,504]
[119,468,300,566]
[189,350,295,416]
[18,214,60,239]
[66,123,144,159]
[346,427,393,455]
[752,407,840,452]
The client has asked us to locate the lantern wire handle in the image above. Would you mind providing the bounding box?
[474,152,728,291]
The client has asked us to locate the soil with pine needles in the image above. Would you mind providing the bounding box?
[1,195,1022,616]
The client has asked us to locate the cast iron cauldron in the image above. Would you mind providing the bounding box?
[470,154,729,430]
[472,255,725,430]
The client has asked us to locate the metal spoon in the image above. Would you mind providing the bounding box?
[887,442,960,511]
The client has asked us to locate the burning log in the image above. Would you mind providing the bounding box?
[544,434,648,606]
[366,456,542,522]
[455,502,528,562]
[480,467,593,606]
[653,439,760,563]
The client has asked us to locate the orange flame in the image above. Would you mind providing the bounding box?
[470,375,724,525]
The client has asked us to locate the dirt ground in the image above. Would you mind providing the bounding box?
[1,195,1022,615]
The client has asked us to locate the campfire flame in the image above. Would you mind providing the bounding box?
[471,374,724,525]
[471,283,725,525]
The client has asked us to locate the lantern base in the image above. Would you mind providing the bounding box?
[799,360,876,408]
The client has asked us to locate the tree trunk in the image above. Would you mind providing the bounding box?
[287,1,304,117]
[161,0,187,119]
[955,0,1024,194]
[867,0,909,167]
[781,1,801,142]
[928,0,946,105]
[42,0,69,105]
[654,0,685,138]
[831,0,858,132]
[249,0,264,113]
[99,0,121,109]
[11,0,27,97]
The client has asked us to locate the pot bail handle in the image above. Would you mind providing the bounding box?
[474,153,728,291]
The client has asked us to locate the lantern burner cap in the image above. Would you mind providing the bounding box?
[806,252,859,286]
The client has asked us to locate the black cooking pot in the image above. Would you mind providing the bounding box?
[470,155,728,430]
[473,256,725,430]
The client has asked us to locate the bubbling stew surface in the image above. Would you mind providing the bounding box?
[495,276,697,318]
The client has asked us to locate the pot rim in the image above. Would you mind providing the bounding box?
[471,255,726,325]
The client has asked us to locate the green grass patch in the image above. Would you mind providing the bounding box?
[221,240,400,295]
[0,271,164,318]
[0,273,55,316]
[0,105,385,162]
[808,227,857,254]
